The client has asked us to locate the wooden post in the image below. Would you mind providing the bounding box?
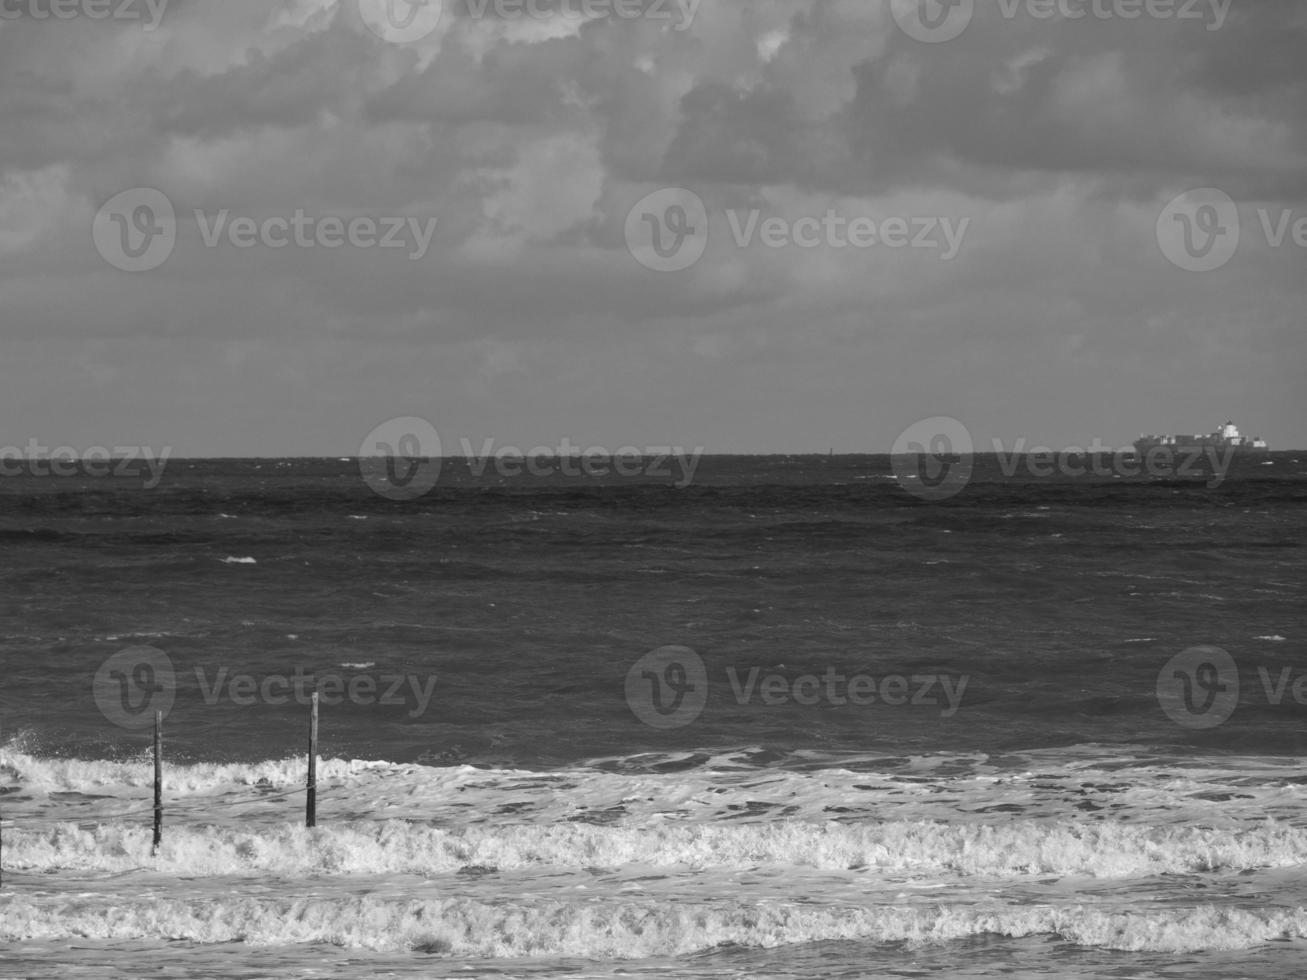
[306,692,318,828]
[1,720,4,889]
[152,710,163,855]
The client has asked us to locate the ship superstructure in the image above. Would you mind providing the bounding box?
[1134,420,1269,454]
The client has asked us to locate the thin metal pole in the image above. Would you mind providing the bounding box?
[306,692,318,828]
[152,710,163,855]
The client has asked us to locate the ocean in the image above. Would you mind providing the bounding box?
[1,454,1305,978]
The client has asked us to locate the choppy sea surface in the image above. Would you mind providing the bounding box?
[1,454,1305,978]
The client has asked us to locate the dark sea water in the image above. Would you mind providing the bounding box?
[1,455,1305,978]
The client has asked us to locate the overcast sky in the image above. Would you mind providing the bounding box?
[1,0,1302,456]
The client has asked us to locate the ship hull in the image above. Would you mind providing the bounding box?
[1132,442,1270,457]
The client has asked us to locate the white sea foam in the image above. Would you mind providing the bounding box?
[2,747,1305,961]
[4,817,1305,879]
[2,891,1305,956]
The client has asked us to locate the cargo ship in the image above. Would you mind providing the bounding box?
[1134,420,1269,454]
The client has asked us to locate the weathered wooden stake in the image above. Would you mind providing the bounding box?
[152,710,163,855]
[1,720,5,889]
[306,692,318,828]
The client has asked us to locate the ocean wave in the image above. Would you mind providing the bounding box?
[2,892,1304,955]
[3,818,1306,879]
[5,748,1306,829]
[3,747,1307,963]
[0,751,398,795]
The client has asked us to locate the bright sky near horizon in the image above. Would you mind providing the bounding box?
[1,0,1303,455]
